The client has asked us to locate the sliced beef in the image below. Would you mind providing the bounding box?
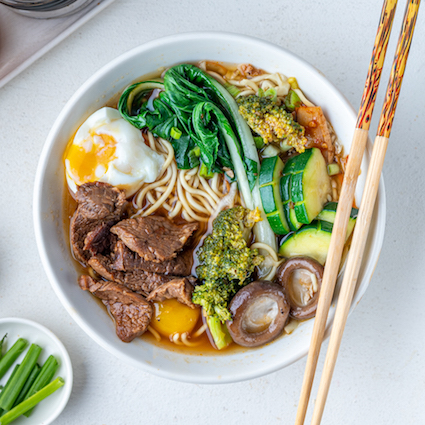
[110,216,198,263]
[111,240,193,276]
[146,277,196,309]
[70,182,126,265]
[78,275,152,343]
[88,254,175,295]
[75,182,127,220]
[83,222,111,256]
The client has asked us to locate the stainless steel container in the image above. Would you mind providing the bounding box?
[0,0,96,18]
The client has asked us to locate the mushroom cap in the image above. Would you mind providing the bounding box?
[227,280,290,347]
[276,257,324,320]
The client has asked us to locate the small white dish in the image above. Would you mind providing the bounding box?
[0,317,73,424]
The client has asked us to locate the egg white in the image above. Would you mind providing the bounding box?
[65,107,164,197]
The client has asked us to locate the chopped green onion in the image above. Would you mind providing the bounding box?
[284,90,302,111]
[23,355,58,417]
[0,339,27,380]
[264,88,277,102]
[199,163,214,179]
[0,344,41,411]
[257,87,264,97]
[170,127,182,140]
[254,136,265,149]
[327,163,341,176]
[191,146,201,157]
[225,84,240,98]
[0,377,65,425]
[13,364,40,408]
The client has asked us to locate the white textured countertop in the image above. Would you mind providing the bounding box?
[1,1,424,424]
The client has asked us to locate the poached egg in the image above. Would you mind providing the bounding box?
[65,107,164,197]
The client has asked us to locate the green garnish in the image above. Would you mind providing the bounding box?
[170,127,182,139]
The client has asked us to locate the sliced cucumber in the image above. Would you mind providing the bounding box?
[316,202,358,240]
[284,148,331,224]
[259,156,290,235]
[280,174,303,231]
[279,220,333,265]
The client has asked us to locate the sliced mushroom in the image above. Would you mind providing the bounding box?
[276,257,324,320]
[226,281,290,347]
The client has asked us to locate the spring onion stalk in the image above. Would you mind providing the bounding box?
[264,88,277,102]
[0,335,6,360]
[23,355,58,417]
[327,163,341,176]
[0,364,20,416]
[12,364,40,408]
[0,344,41,411]
[0,339,27,381]
[170,127,182,139]
[284,89,302,111]
[206,317,232,350]
[0,377,65,425]
[199,163,214,179]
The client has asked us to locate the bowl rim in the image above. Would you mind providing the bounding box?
[0,317,73,422]
[33,31,386,384]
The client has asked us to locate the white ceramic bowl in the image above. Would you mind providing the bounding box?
[0,317,73,424]
[33,32,386,384]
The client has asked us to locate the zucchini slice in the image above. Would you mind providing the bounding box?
[284,148,331,224]
[280,174,303,231]
[316,202,358,240]
[259,156,290,235]
[279,220,333,265]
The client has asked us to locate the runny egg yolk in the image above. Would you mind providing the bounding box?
[151,299,200,338]
[65,133,117,186]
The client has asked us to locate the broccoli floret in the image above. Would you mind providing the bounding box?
[192,206,264,322]
[237,94,307,153]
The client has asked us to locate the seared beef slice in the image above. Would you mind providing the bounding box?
[70,182,126,265]
[111,216,198,263]
[146,277,196,308]
[78,275,152,342]
[112,240,193,276]
[88,254,174,295]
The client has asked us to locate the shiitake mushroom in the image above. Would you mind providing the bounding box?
[276,257,324,320]
[226,281,290,347]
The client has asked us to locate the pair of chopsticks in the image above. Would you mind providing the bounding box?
[295,1,421,424]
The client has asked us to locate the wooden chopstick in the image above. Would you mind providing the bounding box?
[294,1,398,424]
[310,1,421,424]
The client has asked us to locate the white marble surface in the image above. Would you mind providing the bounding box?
[0,1,424,424]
